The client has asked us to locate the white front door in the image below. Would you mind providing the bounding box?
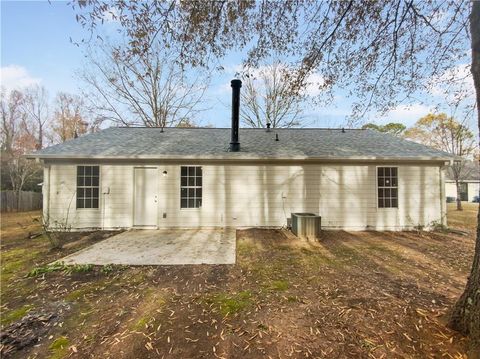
[134,167,158,227]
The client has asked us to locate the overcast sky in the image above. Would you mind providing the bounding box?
[1,1,475,130]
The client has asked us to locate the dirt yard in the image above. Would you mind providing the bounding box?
[0,204,477,358]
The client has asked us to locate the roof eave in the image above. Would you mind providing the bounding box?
[25,153,453,163]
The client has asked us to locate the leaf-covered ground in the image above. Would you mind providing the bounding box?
[0,204,477,358]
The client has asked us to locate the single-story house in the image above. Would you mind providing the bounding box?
[445,161,480,202]
[27,80,453,231]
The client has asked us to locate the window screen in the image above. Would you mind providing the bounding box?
[377,167,398,208]
[180,166,202,208]
[76,166,100,209]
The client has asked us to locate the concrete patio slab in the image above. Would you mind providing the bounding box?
[59,228,236,265]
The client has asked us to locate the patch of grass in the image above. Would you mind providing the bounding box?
[1,304,34,326]
[245,251,297,282]
[27,262,93,277]
[206,290,253,316]
[286,295,298,303]
[330,245,364,263]
[2,248,41,283]
[2,259,25,274]
[2,248,36,261]
[383,264,404,275]
[248,261,280,281]
[365,243,406,261]
[49,336,70,359]
[363,243,411,275]
[270,280,289,291]
[128,290,167,332]
[0,211,42,241]
[133,317,150,331]
[236,240,258,257]
[299,247,342,268]
[59,300,95,334]
[127,269,149,285]
[64,276,115,302]
[447,202,479,231]
[65,288,89,302]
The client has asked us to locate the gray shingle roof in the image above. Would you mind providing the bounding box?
[27,127,453,161]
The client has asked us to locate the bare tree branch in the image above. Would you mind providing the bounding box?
[81,41,209,129]
[241,62,304,128]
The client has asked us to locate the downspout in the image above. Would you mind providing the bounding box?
[440,161,449,227]
[101,167,106,230]
[45,163,51,226]
[102,191,105,230]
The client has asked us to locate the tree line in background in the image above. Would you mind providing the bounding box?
[0,86,96,206]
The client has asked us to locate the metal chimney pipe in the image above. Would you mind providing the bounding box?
[230,79,242,152]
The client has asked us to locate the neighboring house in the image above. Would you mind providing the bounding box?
[27,81,452,231]
[445,161,480,202]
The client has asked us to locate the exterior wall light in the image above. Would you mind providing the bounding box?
[163,171,168,176]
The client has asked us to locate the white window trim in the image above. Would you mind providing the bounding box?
[179,165,203,210]
[376,166,399,210]
[76,164,101,211]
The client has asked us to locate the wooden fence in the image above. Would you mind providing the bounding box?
[1,191,42,212]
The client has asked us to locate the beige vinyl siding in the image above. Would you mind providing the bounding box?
[47,164,101,229]
[102,165,134,228]
[44,162,444,231]
[445,181,480,202]
[158,164,369,229]
[367,165,443,229]
[468,182,480,202]
[445,182,456,199]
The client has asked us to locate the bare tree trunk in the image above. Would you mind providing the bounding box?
[455,178,463,211]
[448,2,480,356]
[15,189,21,211]
[38,123,43,149]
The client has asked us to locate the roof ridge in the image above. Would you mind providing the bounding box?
[27,125,453,161]
[113,126,366,130]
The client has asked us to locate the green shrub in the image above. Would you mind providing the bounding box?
[100,264,115,274]
[27,262,65,277]
[64,264,93,274]
[27,262,94,277]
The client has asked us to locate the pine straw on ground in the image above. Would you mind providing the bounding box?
[0,208,476,358]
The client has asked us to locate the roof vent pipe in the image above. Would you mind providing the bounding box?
[266,123,271,132]
[275,133,279,141]
[230,79,242,152]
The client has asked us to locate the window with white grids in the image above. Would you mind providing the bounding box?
[76,166,99,209]
[180,166,202,208]
[377,167,398,208]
